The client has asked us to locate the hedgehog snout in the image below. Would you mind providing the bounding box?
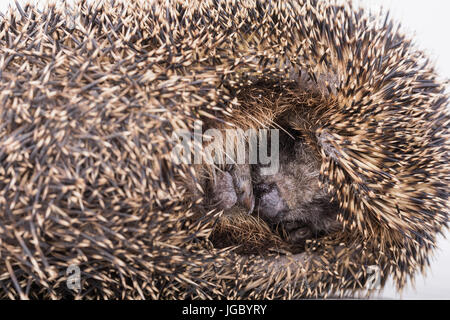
[254,183,288,221]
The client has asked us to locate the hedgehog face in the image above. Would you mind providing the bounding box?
[209,131,341,248]
[252,138,342,243]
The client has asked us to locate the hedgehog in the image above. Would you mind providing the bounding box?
[0,0,448,299]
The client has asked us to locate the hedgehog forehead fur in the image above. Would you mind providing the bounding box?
[0,0,448,299]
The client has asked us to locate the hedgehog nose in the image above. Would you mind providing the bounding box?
[255,184,287,221]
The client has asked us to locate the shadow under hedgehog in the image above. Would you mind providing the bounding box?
[0,0,448,299]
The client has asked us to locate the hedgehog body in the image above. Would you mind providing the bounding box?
[0,0,448,299]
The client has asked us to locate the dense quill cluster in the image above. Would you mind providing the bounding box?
[0,0,448,299]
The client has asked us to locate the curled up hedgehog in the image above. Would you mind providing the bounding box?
[0,0,448,299]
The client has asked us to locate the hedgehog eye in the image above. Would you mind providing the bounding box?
[253,182,273,197]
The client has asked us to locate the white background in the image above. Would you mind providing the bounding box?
[0,0,449,299]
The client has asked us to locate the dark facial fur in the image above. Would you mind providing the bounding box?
[210,135,341,245]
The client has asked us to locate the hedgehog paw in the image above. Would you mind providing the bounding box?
[211,165,255,213]
[212,170,238,210]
